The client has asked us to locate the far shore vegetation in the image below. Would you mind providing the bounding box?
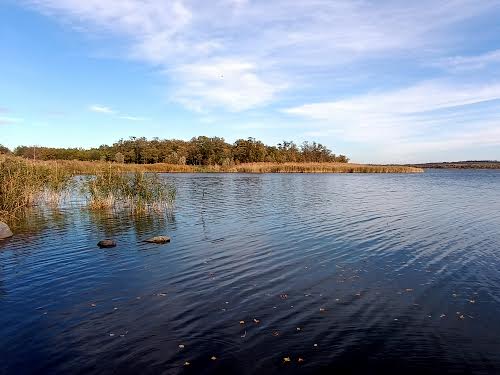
[0,136,423,222]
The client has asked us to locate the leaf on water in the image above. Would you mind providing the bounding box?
[253,318,260,324]
[239,320,245,325]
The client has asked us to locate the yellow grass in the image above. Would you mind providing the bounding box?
[29,159,424,174]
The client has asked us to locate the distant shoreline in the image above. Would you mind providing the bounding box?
[406,161,500,169]
[8,157,424,174]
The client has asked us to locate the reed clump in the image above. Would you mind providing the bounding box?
[0,155,73,220]
[83,165,176,214]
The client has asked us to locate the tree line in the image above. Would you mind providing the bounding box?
[1,137,349,165]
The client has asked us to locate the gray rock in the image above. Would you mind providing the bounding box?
[0,221,13,239]
[144,236,171,244]
[97,239,116,248]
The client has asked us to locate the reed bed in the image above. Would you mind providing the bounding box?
[0,156,176,221]
[28,159,424,174]
[83,166,176,214]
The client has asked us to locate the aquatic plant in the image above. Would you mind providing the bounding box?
[83,165,176,214]
[0,155,73,220]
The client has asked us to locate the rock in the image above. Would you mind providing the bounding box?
[144,236,171,244]
[97,239,116,248]
[0,221,13,239]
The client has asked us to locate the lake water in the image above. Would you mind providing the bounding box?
[1,170,500,374]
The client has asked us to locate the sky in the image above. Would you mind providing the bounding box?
[1,0,500,163]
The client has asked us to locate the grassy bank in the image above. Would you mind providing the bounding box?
[28,159,424,174]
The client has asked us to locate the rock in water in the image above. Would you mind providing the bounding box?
[0,222,13,239]
[144,236,171,244]
[97,239,116,248]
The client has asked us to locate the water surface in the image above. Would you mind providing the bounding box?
[1,170,500,374]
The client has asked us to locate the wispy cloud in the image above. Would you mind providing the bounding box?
[173,59,287,111]
[0,117,23,125]
[119,115,148,121]
[25,0,500,113]
[89,104,114,114]
[434,49,500,72]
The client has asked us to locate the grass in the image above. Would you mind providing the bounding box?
[0,156,176,221]
[26,159,424,174]
[83,165,176,214]
[0,155,73,220]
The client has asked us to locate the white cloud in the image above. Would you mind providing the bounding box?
[0,117,23,125]
[25,0,500,113]
[285,80,500,159]
[89,105,114,114]
[434,49,500,71]
[119,115,148,121]
[173,59,286,111]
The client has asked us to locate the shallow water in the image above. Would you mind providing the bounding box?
[1,170,500,374]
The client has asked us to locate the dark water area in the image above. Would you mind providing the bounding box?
[1,170,500,374]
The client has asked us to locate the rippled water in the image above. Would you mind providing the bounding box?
[1,170,500,374]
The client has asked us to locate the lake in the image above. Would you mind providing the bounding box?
[1,170,500,374]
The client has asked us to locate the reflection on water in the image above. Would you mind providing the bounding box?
[1,170,500,374]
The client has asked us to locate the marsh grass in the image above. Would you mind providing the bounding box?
[1,156,176,220]
[0,155,73,220]
[83,165,176,214]
[29,159,423,174]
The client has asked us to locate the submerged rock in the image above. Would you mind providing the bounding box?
[97,239,116,248]
[144,236,171,244]
[0,222,13,239]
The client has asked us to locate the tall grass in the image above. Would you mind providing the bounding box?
[26,159,424,174]
[83,165,176,214]
[0,155,72,220]
[0,156,176,220]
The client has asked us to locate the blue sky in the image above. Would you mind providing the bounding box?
[2,0,500,163]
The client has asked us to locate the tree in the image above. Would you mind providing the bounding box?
[0,144,11,154]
